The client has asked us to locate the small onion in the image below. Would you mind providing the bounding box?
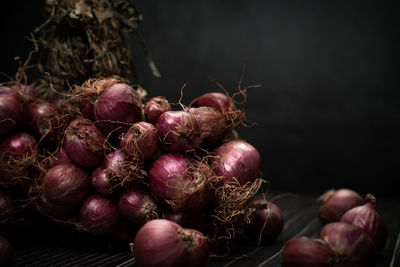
[0,133,38,189]
[94,83,142,134]
[340,194,388,252]
[118,187,159,226]
[63,118,105,168]
[318,188,364,224]
[144,96,171,124]
[49,148,71,167]
[248,199,284,242]
[0,86,24,137]
[156,110,201,153]
[190,92,233,113]
[133,219,209,267]
[25,100,64,146]
[212,140,261,185]
[149,153,210,211]
[281,237,334,267]
[189,107,228,147]
[41,163,90,205]
[120,122,160,160]
[0,236,13,266]
[10,83,39,103]
[80,194,121,235]
[320,222,376,266]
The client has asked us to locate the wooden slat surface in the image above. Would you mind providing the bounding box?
[8,194,400,267]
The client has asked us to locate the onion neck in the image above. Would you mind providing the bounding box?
[178,229,197,250]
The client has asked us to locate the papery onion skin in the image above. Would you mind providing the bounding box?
[63,118,105,168]
[149,153,209,211]
[0,133,38,188]
[189,107,227,147]
[42,163,91,205]
[318,189,364,225]
[156,111,201,153]
[321,222,376,267]
[190,92,232,113]
[145,96,171,124]
[249,199,284,242]
[0,236,13,266]
[212,140,261,185]
[120,122,160,160]
[133,219,209,267]
[25,100,63,146]
[281,237,334,267]
[0,86,24,137]
[80,194,121,235]
[94,83,142,134]
[118,187,159,226]
[340,194,388,252]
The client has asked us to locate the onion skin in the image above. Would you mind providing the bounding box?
[25,100,63,146]
[189,107,227,147]
[79,96,95,120]
[120,122,160,160]
[318,189,364,225]
[282,237,334,267]
[0,236,13,266]
[212,140,261,185]
[80,194,121,235]
[42,163,91,205]
[156,110,201,153]
[94,83,142,134]
[0,133,38,188]
[190,92,232,113]
[321,222,376,267]
[133,219,209,267]
[118,187,159,226]
[149,153,209,211]
[64,118,105,169]
[340,194,388,252]
[249,199,284,242]
[145,96,171,124]
[0,86,24,137]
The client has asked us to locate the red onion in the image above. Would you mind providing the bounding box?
[189,107,228,147]
[79,96,95,121]
[0,133,38,189]
[318,188,364,224]
[212,140,261,185]
[133,219,209,267]
[190,92,233,113]
[281,237,334,267]
[0,236,13,266]
[25,100,64,146]
[10,83,39,103]
[149,153,210,211]
[49,94,64,109]
[120,122,160,160]
[0,86,24,137]
[163,211,207,233]
[156,110,201,153]
[340,194,388,252]
[64,118,105,168]
[49,148,71,167]
[248,199,284,242]
[41,163,90,205]
[320,222,376,266]
[118,187,159,226]
[94,83,142,134]
[144,96,171,124]
[91,150,145,195]
[38,195,79,219]
[79,194,121,235]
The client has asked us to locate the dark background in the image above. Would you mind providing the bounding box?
[1,1,399,196]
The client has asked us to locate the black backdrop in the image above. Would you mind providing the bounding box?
[1,1,399,196]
